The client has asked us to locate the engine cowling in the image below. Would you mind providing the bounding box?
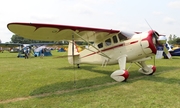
[140,30,158,55]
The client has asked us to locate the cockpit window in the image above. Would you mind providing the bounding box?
[105,38,111,46]
[118,33,128,41]
[112,35,118,43]
[97,43,103,48]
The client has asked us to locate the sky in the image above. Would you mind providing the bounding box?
[0,0,180,43]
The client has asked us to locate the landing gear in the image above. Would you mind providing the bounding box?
[77,64,80,68]
[111,70,129,82]
[111,55,129,82]
[137,61,156,75]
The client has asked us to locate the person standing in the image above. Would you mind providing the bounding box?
[24,47,28,59]
[40,48,44,58]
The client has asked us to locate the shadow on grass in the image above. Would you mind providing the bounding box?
[127,66,180,85]
[30,75,115,96]
[30,65,180,97]
[30,65,114,96]
[58,65,112,75]
[141,65,180,84]
[142,75,180,84]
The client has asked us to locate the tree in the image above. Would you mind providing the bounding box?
[168,34,180,45]
[168,34,172,42]
[176,37,180,44]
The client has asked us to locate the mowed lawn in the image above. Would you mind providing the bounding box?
[0,50,180,108]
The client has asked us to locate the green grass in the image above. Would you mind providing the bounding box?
[0,51,180,108]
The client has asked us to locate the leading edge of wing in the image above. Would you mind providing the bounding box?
[7,22,120,41]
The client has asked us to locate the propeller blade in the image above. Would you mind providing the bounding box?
[163,45,172,59]
[156,35,171,59]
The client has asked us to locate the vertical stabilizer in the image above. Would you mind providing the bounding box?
[68,41,80,65]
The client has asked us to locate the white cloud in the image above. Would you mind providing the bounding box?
[0,0,180,42]
[163,17,176,25]
[168,1,180,9]
[69,3,94,15]
[152,11,163,15]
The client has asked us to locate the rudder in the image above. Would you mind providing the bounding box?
[68,41,80,65]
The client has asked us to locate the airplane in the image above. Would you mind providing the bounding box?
[0,43,21,53]
[7,22,169,82]
[0,42,53,58]
[163,43,180,58]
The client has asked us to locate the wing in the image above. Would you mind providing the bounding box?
[7,22,120,42]
[0,43,21,48]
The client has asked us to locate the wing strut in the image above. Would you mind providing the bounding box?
[72,33,77,87]
[73,31,110,59]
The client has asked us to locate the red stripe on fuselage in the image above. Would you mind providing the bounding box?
[130,40,138,44]
[81,40,138,58]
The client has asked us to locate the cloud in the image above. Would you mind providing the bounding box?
[152,11,163,15]
[70,4,94,15]
[163,17,176,25]
[168,1,180,9]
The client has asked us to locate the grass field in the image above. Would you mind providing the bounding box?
[0,50,180,108]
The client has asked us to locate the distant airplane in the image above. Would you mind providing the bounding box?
[0,43,52,57]
[0,43,21,53]
[7,22,169,82]
[162,42,180,57]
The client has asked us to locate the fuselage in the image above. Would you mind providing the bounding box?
[78,30,157,65]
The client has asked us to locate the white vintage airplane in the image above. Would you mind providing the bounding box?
[7,22,168,82]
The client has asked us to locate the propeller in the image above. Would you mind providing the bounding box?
[156,35,171,59]
[145,19,171,59]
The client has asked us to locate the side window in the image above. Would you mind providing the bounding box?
[112,35,118,43]
[118,33,127,41]
[97,43,103,48]
[105,38,111,46]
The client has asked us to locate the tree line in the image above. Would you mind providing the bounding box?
[168,34,180,45]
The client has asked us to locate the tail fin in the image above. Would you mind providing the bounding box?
[68,41,80,65]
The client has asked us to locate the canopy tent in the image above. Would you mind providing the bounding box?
[34,46,52,57]
[57,48,66,52]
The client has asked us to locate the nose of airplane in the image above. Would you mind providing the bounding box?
[150,30,167,46]
[140,30,158,55]
[140,30,169,57]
